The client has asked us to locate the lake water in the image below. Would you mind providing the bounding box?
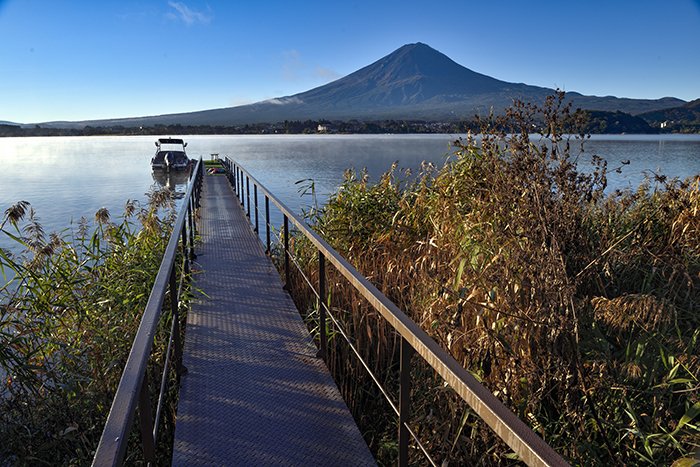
[1,134,699,251]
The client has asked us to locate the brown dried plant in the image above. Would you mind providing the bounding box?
[283,93,699,465]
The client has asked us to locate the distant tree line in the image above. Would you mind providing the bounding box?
[0,120,477,137]
[1,110,696,137]
[580,111,657,134]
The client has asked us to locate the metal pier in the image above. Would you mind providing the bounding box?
[172,175,375,466]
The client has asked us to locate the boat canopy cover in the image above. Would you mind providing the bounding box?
[157,138,185,145]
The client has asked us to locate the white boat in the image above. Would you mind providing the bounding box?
[151,138,190,171]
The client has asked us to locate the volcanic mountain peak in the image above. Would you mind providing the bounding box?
[296,42,517,108]
[359,42,475,83]
[30,42,688,128]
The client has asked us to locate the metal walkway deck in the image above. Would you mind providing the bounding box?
[172,175,375,466]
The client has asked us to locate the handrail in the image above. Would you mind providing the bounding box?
[223,158,569,467]
[92,158,204,466]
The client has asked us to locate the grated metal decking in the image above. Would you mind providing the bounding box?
[172,175,376,466]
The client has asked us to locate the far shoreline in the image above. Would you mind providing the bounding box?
[2,115,699,138]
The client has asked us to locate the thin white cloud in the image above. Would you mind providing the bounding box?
[315,66,342,81]
[166,1,212,25]
[263,97,304,105]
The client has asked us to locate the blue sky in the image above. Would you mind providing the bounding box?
[1,0,698,123]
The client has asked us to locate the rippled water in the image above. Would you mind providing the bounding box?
[1,134,698,250]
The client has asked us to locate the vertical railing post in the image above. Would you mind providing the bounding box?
[230,157,236,194]
[233,161,238,197]
[187,203,196,260]
[201,160,204,195]
[246,176,250,218]
[181,225,190,277]
[265,195,271,255]
[398,337,415,467]
[318,251,327,360]
[194,167,201,210]
[254,184,259,233]
[237,166,241,201]
[170,263,184,375]
[138,372,156,463]
[239,168,244,206]
[194,162,201,209]
[153,262,184,442]
[283,215,290,290]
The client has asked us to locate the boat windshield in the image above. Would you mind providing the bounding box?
[158,143,186,153]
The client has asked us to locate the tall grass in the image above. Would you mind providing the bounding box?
[282,93,700,465]
[0,190,183,464]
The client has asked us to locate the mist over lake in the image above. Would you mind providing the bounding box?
[1,133,698,249]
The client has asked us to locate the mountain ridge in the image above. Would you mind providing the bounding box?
[24,43,688,128]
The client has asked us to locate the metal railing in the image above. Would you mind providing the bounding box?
[92,159,204,466]
[223,158,569,467]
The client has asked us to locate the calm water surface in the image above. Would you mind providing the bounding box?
[1,134,698,250]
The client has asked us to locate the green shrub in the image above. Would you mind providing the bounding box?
[0,190,179,464]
